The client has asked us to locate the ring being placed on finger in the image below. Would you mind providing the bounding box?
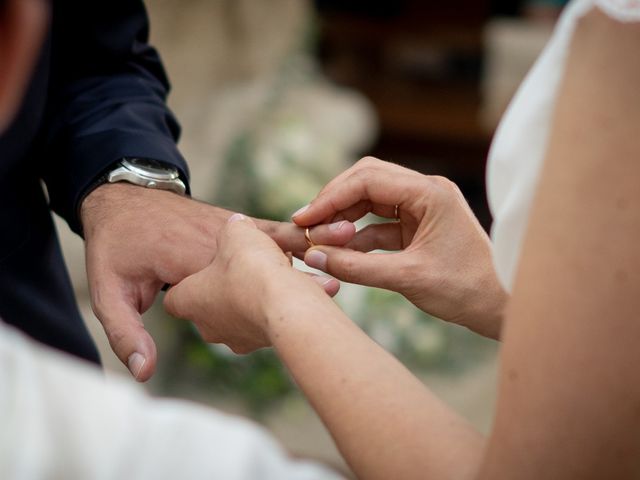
[305,227,315,248]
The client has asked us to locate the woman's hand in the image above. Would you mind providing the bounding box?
[163,214,340,354]
[293,157,507,339]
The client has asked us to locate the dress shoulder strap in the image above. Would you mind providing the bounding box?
[594,0,640,22]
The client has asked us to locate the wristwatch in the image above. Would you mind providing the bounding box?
[105,157,186,195]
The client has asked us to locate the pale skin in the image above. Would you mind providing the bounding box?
[165,9,640,479]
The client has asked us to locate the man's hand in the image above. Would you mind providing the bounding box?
[81,183,355,381]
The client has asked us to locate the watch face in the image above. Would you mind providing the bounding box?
[124,158,179,180]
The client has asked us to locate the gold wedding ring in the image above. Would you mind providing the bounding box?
[304,227,315,248]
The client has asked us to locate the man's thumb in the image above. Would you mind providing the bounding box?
[92,287,157,382]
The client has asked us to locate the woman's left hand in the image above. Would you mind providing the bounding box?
[163,214,340,354]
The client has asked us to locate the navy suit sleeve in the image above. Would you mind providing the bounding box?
[40,0,190,235]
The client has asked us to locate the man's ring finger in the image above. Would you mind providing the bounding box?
[305,227,315,248]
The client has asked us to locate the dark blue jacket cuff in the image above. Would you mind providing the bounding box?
[46,129,190,235]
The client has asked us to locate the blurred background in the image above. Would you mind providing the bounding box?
[56,0,568,474]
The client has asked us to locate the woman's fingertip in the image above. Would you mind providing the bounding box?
[311,275,340,297]
[291,204,310,220]
[310,275,340,296]
[326,279,340,297]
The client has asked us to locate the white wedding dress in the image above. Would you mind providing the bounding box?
[488,0,640,290]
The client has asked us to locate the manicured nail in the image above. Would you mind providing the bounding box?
[312,275,333,287]
[329,220,347,231]
[228,213,246,223]
[127,352,146,380]
[305,250,328,271]
[292,204,310,219]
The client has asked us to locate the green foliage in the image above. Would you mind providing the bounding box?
[163,323,296,418]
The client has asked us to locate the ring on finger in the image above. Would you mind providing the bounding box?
[305,227,315,248]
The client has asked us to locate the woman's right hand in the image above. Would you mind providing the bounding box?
[293,157,507,339]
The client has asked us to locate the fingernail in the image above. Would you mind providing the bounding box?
[305,250,328,271]
[127,352,146,380]
[312,275,333,287]
[329,220,347,231]
[292,204,310,219]
[228,213,246,223]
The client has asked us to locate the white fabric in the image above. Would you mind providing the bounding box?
[487,0,640,290]
[595,0,640,22]
[0,322,342,480]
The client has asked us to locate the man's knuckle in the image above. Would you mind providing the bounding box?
[106,327,127,348]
